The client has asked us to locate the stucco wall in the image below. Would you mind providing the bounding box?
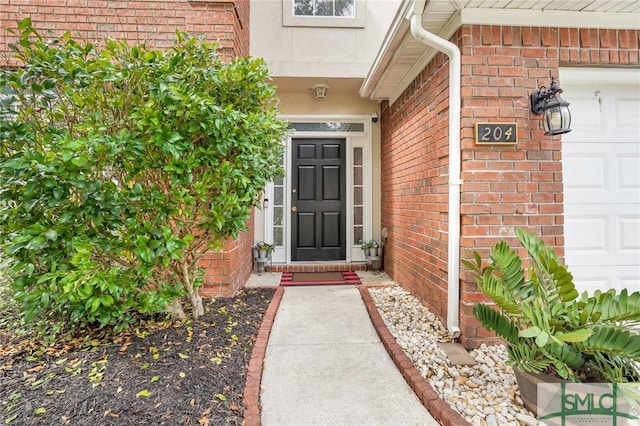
[381,24,640,348]
[250,0,401,78]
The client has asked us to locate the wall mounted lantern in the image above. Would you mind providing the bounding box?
[312,84,329,100]
[530,77,571,135]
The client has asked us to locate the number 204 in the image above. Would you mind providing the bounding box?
[475,123,517,145]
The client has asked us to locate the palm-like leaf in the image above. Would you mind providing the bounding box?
[473,303,521,345]
[546,342,584,370]
[477,273,522,316]
[488,240,524,293]
[508,344,550,374]
[594,289,640,325]
[579,327,640,362]
[465,228,640,383]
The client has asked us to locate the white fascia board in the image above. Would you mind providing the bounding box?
[460,8,640,30]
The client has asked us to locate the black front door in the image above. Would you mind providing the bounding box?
[291,138,346,261]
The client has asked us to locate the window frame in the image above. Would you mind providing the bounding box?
[282,0,366,28]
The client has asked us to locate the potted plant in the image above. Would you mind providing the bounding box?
[360,239,374,257]
[255,241,275,259]
[371,240,380,257]
[462,229,640,414]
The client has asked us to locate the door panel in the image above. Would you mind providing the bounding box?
[298,166,316,200]
[297,213,316,247]
[323,166,340,200]
[322,212,341,247]
[292,138,346,261]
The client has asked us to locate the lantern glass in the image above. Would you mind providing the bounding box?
[542,96,571,135]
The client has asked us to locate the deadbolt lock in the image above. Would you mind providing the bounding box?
[291,206,297,212]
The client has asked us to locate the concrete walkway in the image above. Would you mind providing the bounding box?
[260,285,440,426]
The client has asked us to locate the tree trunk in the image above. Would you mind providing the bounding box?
[166,298,186,320]
[190,291,204,319]
[181,262,204,319]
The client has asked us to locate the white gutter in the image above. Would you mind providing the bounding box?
[410,0,462,338]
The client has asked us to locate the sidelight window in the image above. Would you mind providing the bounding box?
[352,147,364,245]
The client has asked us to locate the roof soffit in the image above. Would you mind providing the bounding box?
[361,0,640,103]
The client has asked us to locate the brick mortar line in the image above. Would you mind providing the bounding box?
[241,286,284,426]
[358,285,471,426]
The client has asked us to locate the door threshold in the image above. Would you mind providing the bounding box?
[270,262,367,273]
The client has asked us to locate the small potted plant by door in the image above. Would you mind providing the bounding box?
[462,229,640,415]
[360,239,374,257]
[256,241,275,259]
[370,240,380,257]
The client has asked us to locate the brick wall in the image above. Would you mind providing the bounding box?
[1,0,253,298]
[200,214,255,297]
[0,0,250,61]
[381,25,640,348]
[380,52,451,323]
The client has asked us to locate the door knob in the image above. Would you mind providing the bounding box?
[292,189,297,194]
[291,206,297,212]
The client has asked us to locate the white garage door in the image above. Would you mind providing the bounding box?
[560,68,640,295]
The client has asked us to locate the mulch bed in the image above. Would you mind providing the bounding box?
[0,288,275,426]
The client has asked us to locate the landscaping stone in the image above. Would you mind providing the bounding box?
[369,286,541,426]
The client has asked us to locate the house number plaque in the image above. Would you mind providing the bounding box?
[475,123,517,145]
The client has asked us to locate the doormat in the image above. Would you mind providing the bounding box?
[280,271,361,286]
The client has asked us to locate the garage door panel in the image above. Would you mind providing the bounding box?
[568,267,640,295]
[564,146,640,204]
[618,154,640,192]
[619,216,640,253]
[562,153,606,193]
[616,97,640,131]
[565,205,639,255]
[561,68,640,295]
[564,214,607,254]
[620,275,640,293]
[566,95,602,132]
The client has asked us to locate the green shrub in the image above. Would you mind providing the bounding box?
[0,19,287,333]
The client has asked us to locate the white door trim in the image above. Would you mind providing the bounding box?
[264,114,373,264]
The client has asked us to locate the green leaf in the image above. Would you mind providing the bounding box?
[215,393,226,401]
[472,303,521,345]
[18,17,32,30]
[4,413,18,423]
[519,327,541,338]
[34,407,46,415]
[136,389,152,398]
[535,331,549,347]
[138,248,155,264]
[557,329,591,343]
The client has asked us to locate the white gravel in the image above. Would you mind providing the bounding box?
[369,286,540,426]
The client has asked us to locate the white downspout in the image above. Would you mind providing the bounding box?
[410,0,462,338]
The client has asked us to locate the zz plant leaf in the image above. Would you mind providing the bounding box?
[465,228,640,383]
